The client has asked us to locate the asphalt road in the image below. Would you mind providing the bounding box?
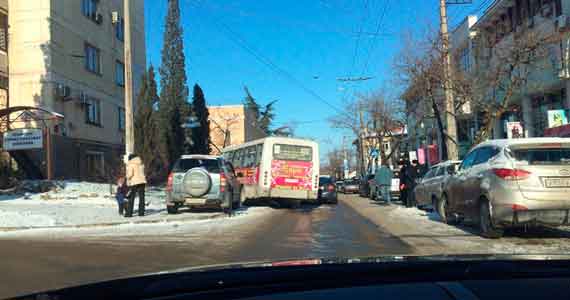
[0,198,412,298]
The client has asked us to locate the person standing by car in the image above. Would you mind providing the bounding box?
[400,159,418,208]
[375,162,393,204]
[125,154,147,218]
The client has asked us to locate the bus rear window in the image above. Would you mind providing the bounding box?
[511,148,570,165]
[273,144,312,161]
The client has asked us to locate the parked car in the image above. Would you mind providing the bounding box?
[391,170,401,201]
[342,179,360,194]
[414,161,461,209]
[440,138,570,238]
[359,174,375,197]
[318,176,338,204]
[335,180,344,192]
[166,155,241,214]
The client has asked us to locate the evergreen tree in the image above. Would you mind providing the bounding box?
[134,66,164,182]
[159,0,190,168]
[191,84,211,154]
[242,86,277,135]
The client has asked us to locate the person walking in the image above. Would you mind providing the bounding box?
[115,176,129,215]
[125,154,147,217]
[402,160,419,208]
[375,162,393,205]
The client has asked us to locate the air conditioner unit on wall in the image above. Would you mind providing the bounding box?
[55,83,71,100]
[96,13,103,24]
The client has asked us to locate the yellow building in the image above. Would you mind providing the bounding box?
[208,105,266,155]
[6,0,145,180]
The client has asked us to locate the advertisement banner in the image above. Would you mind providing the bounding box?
[2,128,43,151]
[417,148,426,165]
[506,122,523,139]
[548,109,568,128]
[271,160,313,190]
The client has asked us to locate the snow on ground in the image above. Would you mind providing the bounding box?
[0,206,274,239]
[0,181,219,229]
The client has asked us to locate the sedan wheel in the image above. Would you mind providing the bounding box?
[479,200,504,239]
[437,194,456,224]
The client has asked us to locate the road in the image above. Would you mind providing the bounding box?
[0,196,411,298]
[3,193,570,298]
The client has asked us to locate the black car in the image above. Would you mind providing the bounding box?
[318,176,338,204]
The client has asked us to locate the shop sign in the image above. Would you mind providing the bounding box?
[506,122,523,139]
[3,128,43,151]
[548,109,568,128]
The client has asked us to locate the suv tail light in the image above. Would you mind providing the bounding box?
[220,172,227,192]
[166,173,174,192]
[327,184,335,192]
[492,168,531,181]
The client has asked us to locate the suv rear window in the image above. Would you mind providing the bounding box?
[273,144,312,161]
[511,148,570,165]
[173,158,221,173]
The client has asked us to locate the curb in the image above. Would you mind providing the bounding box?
[0,213,227,232]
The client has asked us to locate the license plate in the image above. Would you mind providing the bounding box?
[544,178,570,188]
[185,198,207,204]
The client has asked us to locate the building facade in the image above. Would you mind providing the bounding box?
[208,105,266,155]
[7,0,146,180]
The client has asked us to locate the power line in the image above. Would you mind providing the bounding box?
[359,0,391,76]
[188,0,344,114]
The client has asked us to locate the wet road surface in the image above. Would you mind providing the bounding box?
[0,200,412,298]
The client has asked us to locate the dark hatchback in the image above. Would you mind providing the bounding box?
[318,176,338,204]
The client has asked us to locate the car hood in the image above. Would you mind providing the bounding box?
[149,254,570,275]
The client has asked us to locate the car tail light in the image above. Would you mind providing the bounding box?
[327,184,335,192]
[166,173,174,192]
[511,204,528,211]
[492,168,531,181]
[220,172,227,192]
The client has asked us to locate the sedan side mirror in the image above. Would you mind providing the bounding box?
[447,165,456,175]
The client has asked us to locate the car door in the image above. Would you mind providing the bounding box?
[463,146,500,218]
[415,167,436,205]
[447,149,478,212]
[429,166,446,201]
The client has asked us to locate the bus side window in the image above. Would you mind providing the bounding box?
[245,146,256,168]
[255,144,263,166]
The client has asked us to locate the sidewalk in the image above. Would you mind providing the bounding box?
[339,194,570,255]
[0,181,223,231]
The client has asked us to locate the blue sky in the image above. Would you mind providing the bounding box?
[144,0,494,157]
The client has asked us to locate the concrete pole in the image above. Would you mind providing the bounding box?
[439,0,459,160]
[124,0,134,156]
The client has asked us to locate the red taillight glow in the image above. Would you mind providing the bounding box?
[220,172,227,192]
[327,184,335,192]
[271,259,321,267]
[511,204,528,211]
[166,173,174,191]
[492,168,531,181]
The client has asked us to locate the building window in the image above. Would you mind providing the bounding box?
[118,107,125,130]
[84,43,101,74]
[116,61,125,86]
[82,0,99,20]
[459,47,471,73]
[86,97,101,125]
[86,151,105,179]
[0,12,6,52]
[116,18,124,41]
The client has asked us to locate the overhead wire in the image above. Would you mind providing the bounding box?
[187,0,345,115]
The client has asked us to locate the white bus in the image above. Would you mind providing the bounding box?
[222,137,319,207]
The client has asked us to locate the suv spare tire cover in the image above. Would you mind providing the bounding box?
[183,168,212,197]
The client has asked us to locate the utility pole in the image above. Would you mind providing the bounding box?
[439,0,458,160]
[358,102,365,177]
[124,0,134,156]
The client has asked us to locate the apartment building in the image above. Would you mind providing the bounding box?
[8,0,146,180]
[208,105,267,155]
[472,0,570,139]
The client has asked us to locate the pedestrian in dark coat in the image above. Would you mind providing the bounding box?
[400,160,419,208]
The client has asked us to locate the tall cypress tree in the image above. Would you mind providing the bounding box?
[191,84,211,154]
[134,66,164,182]
[159,0,190,168]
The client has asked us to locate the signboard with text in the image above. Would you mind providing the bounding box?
[506,122,523,139]
[2,128,43,151]
[548,109,568,128]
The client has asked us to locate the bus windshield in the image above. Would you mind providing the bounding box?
[273,144,312,161]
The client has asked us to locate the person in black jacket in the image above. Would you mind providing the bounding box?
[400,160,419,208]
